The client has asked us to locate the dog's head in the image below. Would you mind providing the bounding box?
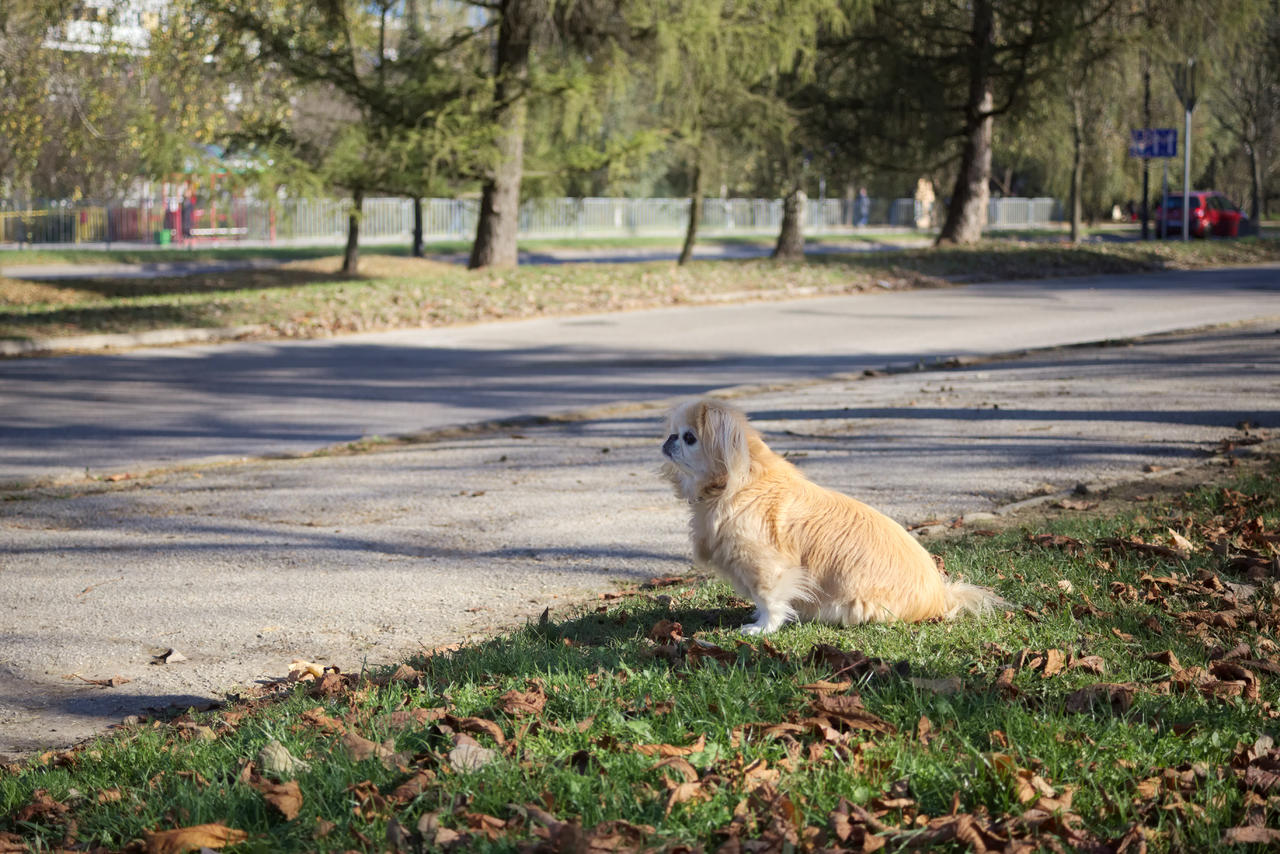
[660,398,751,501]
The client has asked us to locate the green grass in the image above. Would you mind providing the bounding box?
[4,460,1278,851]
[3,238,1279,345]
[0,233,906,269]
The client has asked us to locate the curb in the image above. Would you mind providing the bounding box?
[0,325,264,357]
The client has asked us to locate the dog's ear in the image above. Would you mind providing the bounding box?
[698,401,750,489]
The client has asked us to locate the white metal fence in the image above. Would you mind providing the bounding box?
[0,195,1062,246]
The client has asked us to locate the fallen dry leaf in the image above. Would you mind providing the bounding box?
[651,756,699,783]
[1224,826,1280,844]
[1065,683,1136,714]
[498,683,547,717]
[664,780,708,816]
[288,659,324,681]
[256,779,303,820]
[909,676,964,695]
[341,731,402,767]
[686,638,737,666]
[635,733,707,757]
[647,619,686,644]
[258,739,311,778]
[143,823,248,854]
[449,734,498,772]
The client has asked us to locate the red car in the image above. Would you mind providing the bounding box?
[1154,191,1248,238]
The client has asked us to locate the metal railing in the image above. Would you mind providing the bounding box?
[0,195,1063,247]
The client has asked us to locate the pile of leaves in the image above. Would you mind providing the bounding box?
[2,462,1279,852]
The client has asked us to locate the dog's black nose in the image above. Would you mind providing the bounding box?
[662,434,678,456]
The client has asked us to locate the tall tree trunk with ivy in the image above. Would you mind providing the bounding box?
[469,0,534,270]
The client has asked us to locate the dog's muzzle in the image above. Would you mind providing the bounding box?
[662,433,679,458]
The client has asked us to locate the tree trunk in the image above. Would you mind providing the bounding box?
[772,187,806,260]
[1069,94,1083,244]
[1247,142,1262,226]
[468,0,532,270]
[678,159,704,266]
[412,196,424,257]
[342,188,363,275]
[936,0,994,246]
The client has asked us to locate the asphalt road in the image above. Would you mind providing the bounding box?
[0,264,1278,757]
[1,264,1278,486]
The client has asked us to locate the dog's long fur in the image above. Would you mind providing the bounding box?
[660,398,1007,634]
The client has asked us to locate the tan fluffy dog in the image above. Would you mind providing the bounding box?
[660,397,1007,634]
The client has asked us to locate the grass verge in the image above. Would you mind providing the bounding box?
[3,456,1278,852]
[2,238,1278,345]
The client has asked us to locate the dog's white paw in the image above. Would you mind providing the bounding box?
[740,621,778,636]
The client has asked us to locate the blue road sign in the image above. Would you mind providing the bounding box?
[1129,128,1177,158]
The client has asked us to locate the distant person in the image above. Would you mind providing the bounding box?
[856,187,870,227]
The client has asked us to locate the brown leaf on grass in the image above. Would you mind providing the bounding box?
[1069,655,1106,675]
[1167,529,1195,553]
[1145,650,1182,670]
[994,667,1020,699]
[741,758,781,792]
[807,644,908,680]
[386,706,447,729]
[447,714,506,745]
[909,676,964,694]
[1064,683,1136,714]
[811,694,896,735]
[298,706,346,735]
[1057,498,1097,511]
[256,779,303,820]
[1209,661,1260,701]
[309,670,348,698]
[449,734,498,772]
[0,832,27,854]
[341,731,403,767]
[799,679,854,694]
[635,733,707,757]
[14,789,69,822]
[1040,649,1067,678]
[664,780,709,816]
[142,823,248,854]
[498,682,547,717]
[348,779,391,821]
[652,756,699,783]
[1028,532,1085,554]
[389,770,437,804]
[258,739,311,778]
[916,716,934,746]
[686,638,737,666]
[1097,536,1188,561]
[97,788,123,804]
[647,619,685,644]
[1224,826,1280,844]
[378,664,421,686]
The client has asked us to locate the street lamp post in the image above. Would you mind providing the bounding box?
[1172,58,1198,242]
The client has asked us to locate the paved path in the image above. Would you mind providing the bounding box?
[1,265,1278,485]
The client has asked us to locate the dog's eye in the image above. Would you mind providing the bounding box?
[682,431,697,446]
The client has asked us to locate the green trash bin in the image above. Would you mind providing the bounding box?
[154,228,172,245]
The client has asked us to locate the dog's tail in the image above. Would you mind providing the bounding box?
[942,580,1010,619]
